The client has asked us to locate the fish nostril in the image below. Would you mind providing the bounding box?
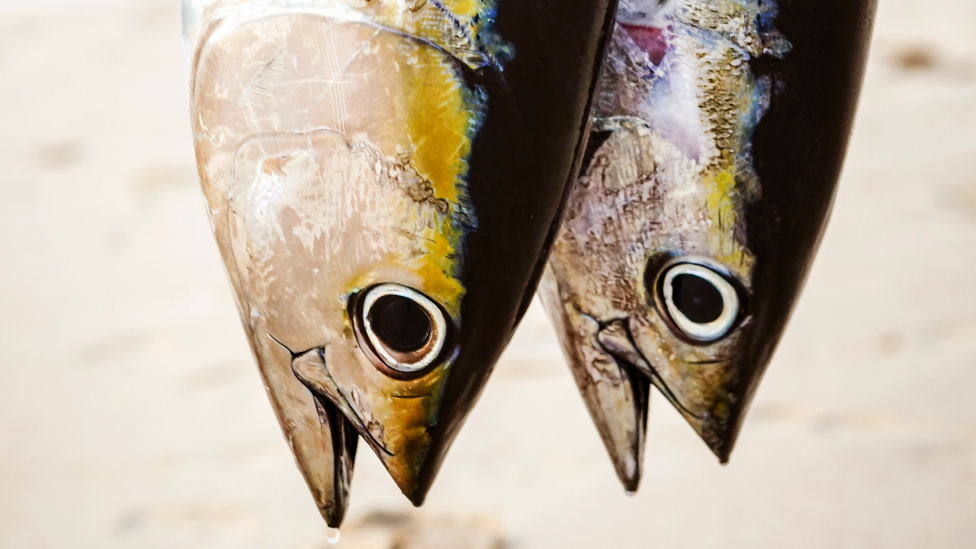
[372,295,433,352]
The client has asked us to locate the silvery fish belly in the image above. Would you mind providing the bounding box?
[540,0,876,490]
[182,0,614,525]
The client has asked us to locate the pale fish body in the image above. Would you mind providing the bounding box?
[541,0,790,489]
[184,0,507,524]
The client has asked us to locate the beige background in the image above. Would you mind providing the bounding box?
[1,1,975,547]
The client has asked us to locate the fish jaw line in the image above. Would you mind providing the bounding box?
[595,318,705,423]
[538,274,650,492]
[287,338,446,500]
[601,316,748,462]
[288,344,395,458]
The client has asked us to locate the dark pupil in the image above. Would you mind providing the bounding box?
[373,296,432,352]
[671,274,725,324]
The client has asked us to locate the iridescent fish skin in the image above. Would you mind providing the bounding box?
[183,0,615,527]
[541,0,875,491]
[187,8,496,523]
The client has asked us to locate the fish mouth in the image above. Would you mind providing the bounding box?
[593,317,704,423]
[269,330,449,508]
[269,334,394,457]
[592,315,739,465]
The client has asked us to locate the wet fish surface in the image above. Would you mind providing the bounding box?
[541,0,877,491]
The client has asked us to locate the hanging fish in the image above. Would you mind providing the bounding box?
[182,0,615,526]
[540,0,876,491]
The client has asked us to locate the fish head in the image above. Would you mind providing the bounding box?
[188,12,492,520]
[231,130,469,499]
[544,0,875,491]
[542,117,757,483]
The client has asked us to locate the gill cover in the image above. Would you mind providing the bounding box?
[540,0,877,491]
[183,0,615,526]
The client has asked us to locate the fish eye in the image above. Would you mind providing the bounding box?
[658,262,740,343]
[374,296,431,352]
[356,284,448,375]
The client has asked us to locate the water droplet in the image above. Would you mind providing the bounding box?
[625,490,637,497]
[327,528,341,544]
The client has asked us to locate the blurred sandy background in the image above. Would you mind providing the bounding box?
[1,0,974,547]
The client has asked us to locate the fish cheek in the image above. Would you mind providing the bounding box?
[302,335,447,495]
[323,342,448,451]
[628,313,744,425]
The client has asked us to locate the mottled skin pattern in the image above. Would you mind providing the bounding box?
[185,0,506,525]
[541,0,787,489]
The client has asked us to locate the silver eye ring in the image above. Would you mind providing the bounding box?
[660,262,740,343]
[357,284,448,375]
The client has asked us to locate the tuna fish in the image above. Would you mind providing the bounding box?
[540,0,876,491]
